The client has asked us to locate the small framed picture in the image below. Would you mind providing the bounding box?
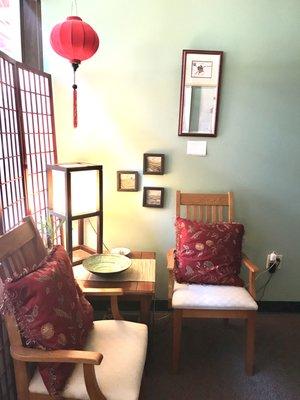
[117,171,139,192]
[143,187,164,208]
[143,153,165,175]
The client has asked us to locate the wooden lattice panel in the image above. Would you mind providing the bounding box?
[17,64,57,234]
[0,54,26,233]
[0,50,58,243]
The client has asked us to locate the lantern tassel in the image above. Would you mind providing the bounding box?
[73,84,77,128]
[72,62,79,128]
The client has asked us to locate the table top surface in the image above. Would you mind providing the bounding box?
[76,251,156,295]
[126,251,155,259]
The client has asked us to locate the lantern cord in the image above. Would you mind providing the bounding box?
[72,63,79,128]
[71,0,78,16]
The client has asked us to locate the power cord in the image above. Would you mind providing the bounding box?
[257,273,274,301]
[250,259,278,300]
[244,259,277,289]
[87,218,110,252]
[244,259,278,301]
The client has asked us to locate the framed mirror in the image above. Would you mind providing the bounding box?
[178,50,223,137]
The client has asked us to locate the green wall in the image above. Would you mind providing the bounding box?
[41,0,300,300]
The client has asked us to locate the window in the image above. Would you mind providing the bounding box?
[0,0,22,61]
[0,50,57,235]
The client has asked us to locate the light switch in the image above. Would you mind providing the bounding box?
[187,140,207,156]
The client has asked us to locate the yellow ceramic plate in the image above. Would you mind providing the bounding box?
[83,254,132,274]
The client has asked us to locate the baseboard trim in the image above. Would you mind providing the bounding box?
[90,298,300,313]
[257,301,300,312]
[154,300,300,313]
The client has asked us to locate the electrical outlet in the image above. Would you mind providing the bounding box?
[266,252,283,273]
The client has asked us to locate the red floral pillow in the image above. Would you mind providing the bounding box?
[2,245,93,397]
[174,217,244,286]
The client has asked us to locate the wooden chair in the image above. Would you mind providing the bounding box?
[167,191,259,375]
[0,216,147,400]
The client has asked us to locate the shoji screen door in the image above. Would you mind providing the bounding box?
[0,51,57,399]
[0,50,57,234]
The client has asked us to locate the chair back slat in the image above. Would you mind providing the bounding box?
[176,190,181,217]
[186,205,192,220]
[15,249,27,267]
[199,205,204,221]
[0,217,47,282]
[206,206,211,222]
[218,206,223,222]
[176,191,234,223]
[192,206,197,221]
[212,206,217,223]
[0,220,36,257]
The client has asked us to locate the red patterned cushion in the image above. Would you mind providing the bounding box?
[3,245,93,397]
[174,217,244,286]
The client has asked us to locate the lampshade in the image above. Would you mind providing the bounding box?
[51,167,99,215]
[47,163,103,265]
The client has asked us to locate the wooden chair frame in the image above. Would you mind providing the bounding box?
[167,191,259,375]
[0,217,126,400]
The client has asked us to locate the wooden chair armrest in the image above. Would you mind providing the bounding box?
[167,248,176,270]
[12,346,107,399]
[166,248,176,307]
[242,254,259,273]
[80,287,124,296]
[242,254,259,300]
[11,345,103,365]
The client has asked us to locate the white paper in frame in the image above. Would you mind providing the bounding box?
[185,53,221,87]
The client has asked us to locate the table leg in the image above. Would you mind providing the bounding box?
[140,295,152,326]
[140,295,154,372]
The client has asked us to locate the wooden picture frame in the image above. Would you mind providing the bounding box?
[178,50,223,137]
[117,171,139,192]
[143,187,164,208]
[143,153,165,175]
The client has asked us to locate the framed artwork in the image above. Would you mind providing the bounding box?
[117,171,139,192]
[178,50,223,137]
[143,153,165,175]
[143,187,164,208]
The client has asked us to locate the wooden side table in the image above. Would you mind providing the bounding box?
[75,251,156,326]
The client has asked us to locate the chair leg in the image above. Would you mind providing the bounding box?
[172,309,182,373]
[245,311,256,375]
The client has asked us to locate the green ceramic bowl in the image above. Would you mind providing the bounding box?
[83,254,132,275]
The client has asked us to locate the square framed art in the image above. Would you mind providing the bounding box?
[143,187,164,208]
[117,171,139,192]
[143,153,165,175]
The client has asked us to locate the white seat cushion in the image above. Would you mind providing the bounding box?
[172,281,258,310]
[29,320,148,400]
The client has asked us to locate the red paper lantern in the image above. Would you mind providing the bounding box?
[50,16,99,127]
